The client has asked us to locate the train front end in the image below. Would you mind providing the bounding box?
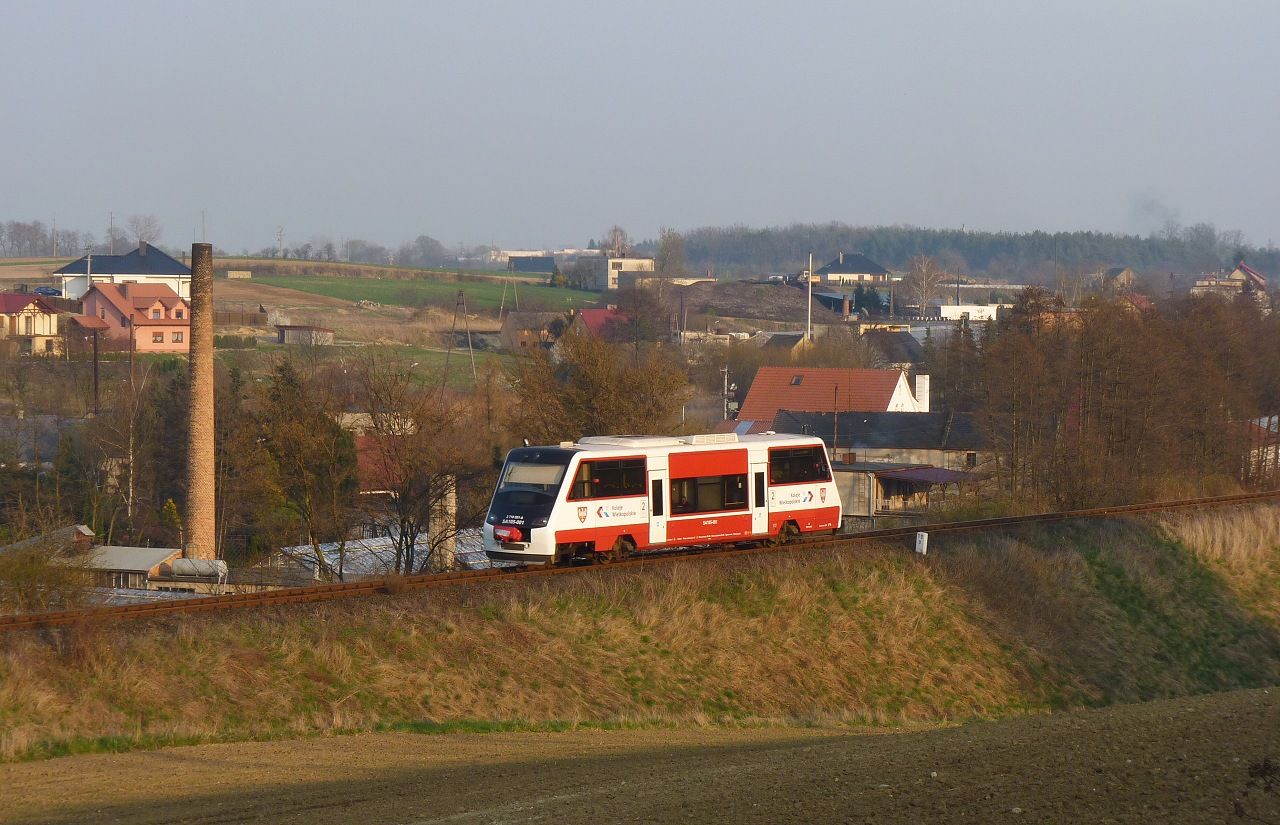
[483,446,575,565]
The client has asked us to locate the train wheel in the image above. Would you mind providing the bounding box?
[770,522,800,547]
[599,537,634,564]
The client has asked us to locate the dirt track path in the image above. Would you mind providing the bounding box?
[2,689,1277,824]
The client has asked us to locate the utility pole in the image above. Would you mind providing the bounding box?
[108,212,115,254]
[806,252,814,341]
[721,365,730,421]
[277,226,284,259]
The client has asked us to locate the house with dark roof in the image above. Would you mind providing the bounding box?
[0,293,60,355]
[813,252,890,285]
[861,329,923,370]
[724,366,929,435]
[55,242,192,300]
[771,410,990,470]
[500,311,568,352]
[80,282,190,352]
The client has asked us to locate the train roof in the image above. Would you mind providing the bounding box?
[547,432,820,453]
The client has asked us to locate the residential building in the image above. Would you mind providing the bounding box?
[54,242,192,300]
[812,252,890,285]
[567,307,627,339]
[0,293,60,355]
[1191,262,1268,302]
[861,329,923,370]
[936,304,1010,322]
[499,311,567,352]
[79,282,191,353]
[771,410,990,469]
[573,256,656,290]
[726,366,929,434]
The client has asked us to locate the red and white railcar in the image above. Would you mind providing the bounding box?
[484,432,841,565]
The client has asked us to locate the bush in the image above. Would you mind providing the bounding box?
[214,335,258,350]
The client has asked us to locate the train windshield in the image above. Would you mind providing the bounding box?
[490,448,574,519]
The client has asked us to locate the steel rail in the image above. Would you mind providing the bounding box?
[2,489,1277,633]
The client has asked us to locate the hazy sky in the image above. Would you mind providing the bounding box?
[3,1,1278,252]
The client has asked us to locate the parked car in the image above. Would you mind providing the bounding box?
[33,286,61,297]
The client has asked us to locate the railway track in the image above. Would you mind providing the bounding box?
[2,489,1277,633]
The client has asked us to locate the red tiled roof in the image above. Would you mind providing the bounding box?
[737,367,904,423]
[577,308,626,337]
[87,283,189,326]
[70,315,110,330]
[0,293,56,314]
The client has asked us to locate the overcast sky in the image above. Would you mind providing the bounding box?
[3,1,1277,252]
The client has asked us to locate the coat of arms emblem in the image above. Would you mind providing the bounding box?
[577,506,588,523]
[820,488,827,503]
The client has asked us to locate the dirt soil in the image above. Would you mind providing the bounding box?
[2,688,1276,825]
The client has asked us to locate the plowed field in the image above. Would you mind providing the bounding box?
[2,688,1276,824]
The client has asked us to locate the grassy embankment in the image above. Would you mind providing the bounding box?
[1,505,1278,761]
[255,274,597,313]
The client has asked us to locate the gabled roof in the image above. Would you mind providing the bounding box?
[501,311,566,332]
[575,307,627,338]
[0,293,57,314]
[772,410,990,451]
[54,243,191,276]
[862,330,923,366]
[816,252,889,276]
[761,332,806,351]
[737,367,904,423]
[87,545,181,573]
[85,282,189,325]
[70,315,110,330]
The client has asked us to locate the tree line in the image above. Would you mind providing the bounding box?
[923,291,1280,509]
[656,221,1279,282]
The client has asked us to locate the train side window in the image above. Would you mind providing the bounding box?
[754,472,765,507]
[651,479,664,517]
[769,447,831,484]
[670,474,748,514]
[571,458,647,499]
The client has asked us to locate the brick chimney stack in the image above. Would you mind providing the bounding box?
[184,243,216,560]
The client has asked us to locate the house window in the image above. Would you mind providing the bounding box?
[152,309,161,319]
[611,261,623,270]
[966,452,977,468]
[152,332,164,343]
[175,309,184,319]
[172,331,183,343]
[24,316,33,335]
[790,375,803,386]
[100,308,106,319]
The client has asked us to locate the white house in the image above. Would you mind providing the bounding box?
[55,242,192,301]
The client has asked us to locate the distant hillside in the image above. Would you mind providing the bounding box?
[657,222,1280,282]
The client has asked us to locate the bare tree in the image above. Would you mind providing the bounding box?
[602,225,632,257]
[126,214,162,245]
[655,227,686,275]
[903,255,949,312]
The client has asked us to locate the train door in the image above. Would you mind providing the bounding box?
[648,461,668,547]
[750,461,768,536]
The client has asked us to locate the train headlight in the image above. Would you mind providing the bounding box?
[530,515,549,528]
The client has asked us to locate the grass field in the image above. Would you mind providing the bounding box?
[255,274,597,312]
[3,505,1278,761]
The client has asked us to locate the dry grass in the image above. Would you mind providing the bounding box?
[1156,504,1280,625]
[2,508,1279,761]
